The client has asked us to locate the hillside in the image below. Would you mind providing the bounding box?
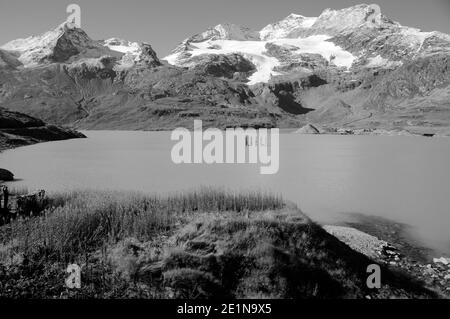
[0,107,85,152]
[0,4,448,133]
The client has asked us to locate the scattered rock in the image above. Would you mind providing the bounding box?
[324,225,450,297]
[423,268,436,276]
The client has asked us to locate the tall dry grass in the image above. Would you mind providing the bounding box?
[1,188,284,263]
[3,186,29,196]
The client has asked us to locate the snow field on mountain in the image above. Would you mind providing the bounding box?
[104,39,141,55]
[189,40,280,84]
[166,35,356,84]
[2,32,60,67]
[399,28,434,50]
[260,14,318,40]
[274,35,356,68]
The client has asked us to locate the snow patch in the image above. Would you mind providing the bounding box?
[273,35,355,68]
[399,27,434,50]
[163,52,181,66]
[104,38,141,55]
[366,55,403,68]
[302,17,318,28]
[366,55,388,67]
[260,14,317,40]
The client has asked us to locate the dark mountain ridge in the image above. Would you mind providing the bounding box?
[0,107,85,152]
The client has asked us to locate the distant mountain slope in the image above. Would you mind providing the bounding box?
[0,4,449,133]
[165,4,450,84]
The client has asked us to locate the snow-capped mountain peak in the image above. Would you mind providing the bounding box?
[1,23,161,70]
[189,23,260,42]
[260,13,317,40]
[107,40,160,68]
[1,21,101,67]
[310,4,390,35]
[2,21,77,51]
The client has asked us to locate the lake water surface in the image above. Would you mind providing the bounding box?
[1,131,450,256]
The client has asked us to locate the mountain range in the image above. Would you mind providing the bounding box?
[0,4,449,133]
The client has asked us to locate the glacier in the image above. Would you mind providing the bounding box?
[165,35,356,85]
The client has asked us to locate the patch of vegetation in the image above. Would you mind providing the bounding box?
[0,189,283,262]
[0,189,437,299]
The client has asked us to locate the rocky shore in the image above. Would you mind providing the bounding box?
[294,123,450,138]
[324,223,450,298]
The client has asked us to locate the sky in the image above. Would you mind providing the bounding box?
[0,0,449,57]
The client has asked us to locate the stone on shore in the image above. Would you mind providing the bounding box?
[433,257,450,265]
[295,124,321,134]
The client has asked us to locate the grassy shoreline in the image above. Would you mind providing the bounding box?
[0,189,440,299]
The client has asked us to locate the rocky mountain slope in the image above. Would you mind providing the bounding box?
[0,4,449,133]
[0,107,85,152]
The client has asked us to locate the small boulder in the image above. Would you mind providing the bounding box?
[433,257,449,265]
[296,124,321,134]
[0,168,14,181]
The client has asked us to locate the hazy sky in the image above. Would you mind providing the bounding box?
[0,0,449,56]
